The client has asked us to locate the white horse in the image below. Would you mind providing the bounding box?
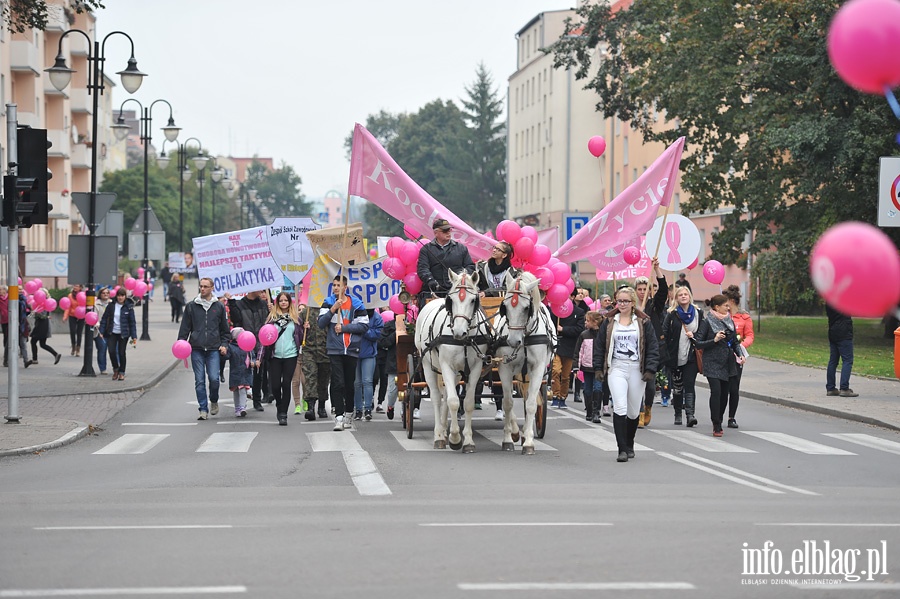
[494,271,557,454]
[414,270,490,452]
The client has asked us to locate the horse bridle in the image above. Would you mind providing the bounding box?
[447,273,480,330]
[504,277,535,333]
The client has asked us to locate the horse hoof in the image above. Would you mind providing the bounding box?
[449,440,463,451]
[522,445,535,455]
[434,440,447,449]
[463,444,476,454]
[511,432,520,443]
[501,442,515,451]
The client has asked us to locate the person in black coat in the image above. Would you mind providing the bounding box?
[416,218,475,297]
[550,290,585,409]
[661,286,705,427]
[593,286,659,462]
[826,305,857,397]
[98,288,137,381]
[694,294,740,437]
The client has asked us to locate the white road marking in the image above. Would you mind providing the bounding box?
[649,429,756,453]
[478,430,557,451]
[93,434,168,455]
[458,582,695,590]
[308,432,362,452]
[390,431,444,451]
[741,431,855,455]
[343,450,392,496]
[680,452,819,496]
[657,452,783,494]
[34,525,233,531]
[757,523,900,527]
[215,421,279,425]
[0,587,247,596]
[823,433,900,456]
[421,522,612,527]
[122,423,197,427]
[561,428,650,452]
[196,432,258,453]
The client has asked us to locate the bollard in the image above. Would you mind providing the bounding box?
[895,327,900,380]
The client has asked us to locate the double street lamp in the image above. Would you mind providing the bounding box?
[158,138,206,252]
[46,29,146,376]
[111,99,180,342]
[205,159,225,234]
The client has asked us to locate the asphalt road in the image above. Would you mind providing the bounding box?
[1,364,899,598]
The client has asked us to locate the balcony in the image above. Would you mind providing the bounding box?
[10,40,41,74]
[16,111,39,128]
[47,129,71,158]
[71,143,91,169]
[45,6,67,31]
[70,33,90,56]
[70,88,92,114]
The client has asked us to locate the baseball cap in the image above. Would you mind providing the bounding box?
[432,218,452,231]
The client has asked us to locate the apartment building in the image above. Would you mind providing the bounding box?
[1,1,121,278]
[508,1,749,300]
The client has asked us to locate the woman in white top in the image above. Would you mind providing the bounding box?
[593,286,660,463]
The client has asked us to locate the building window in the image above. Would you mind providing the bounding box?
[633,168,637,182]
[623,137,629,165]
[615,173,621,196]
[548,118,552,146]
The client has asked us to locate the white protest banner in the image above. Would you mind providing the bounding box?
[193,227,280,296]
[168,252,186,268]
[306,254,402,309]
[266,217,321,285]
[644,214,702,271]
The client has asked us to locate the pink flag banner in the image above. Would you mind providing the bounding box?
[554,137,685,263]
[537,227,560,253]
[348,123,496,261]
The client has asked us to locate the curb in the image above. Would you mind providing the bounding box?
[13,359,180,400]
[0,423,90,457]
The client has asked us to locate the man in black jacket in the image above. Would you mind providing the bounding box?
[178,278,230,420]
[230,290,272,411]
[551,290,585,409]
[826,305,858,397]
[416,218,475,298]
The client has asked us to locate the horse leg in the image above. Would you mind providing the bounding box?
[499,363,517,451]
[521,354,545,455]
[461,358,482,454]
[443,358,463,451]
[422,356,446,450]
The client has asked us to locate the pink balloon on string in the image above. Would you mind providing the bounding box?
[810,221,900,317]
[564,277,576,294]
[74,306,86,319]
[623,246,641,265]
[531,244,551,266]
[133,281,148,298]
[547,283,569,305]
[514,237,535,261]
[172,339,192,360]
[137,267,145,279]
[827,0,900,94]
[520,226,538,243]
[550,261,572,283]
[76,291,87,306]
[535,267,555,291]
[389,294,404,314]
[24,281,38,295]
[552,299,574,318]
[382,257,406,280]
[59,296,71,311]
[386,236,405,258]
[687,256,699,270]
[588,136,607,157]
[33,289,47,304]
[124,277,137,291]
[399,241,419,266]
[43,297,57,312]
[380,310,395,322]
[84,311,99,326]
[497,220,522,244]
[237,330,257,352]
[403,224,421,240]
[33,278,43,289]
[702,260,725,285]
[259,324,279,346]
[403,273,423,295]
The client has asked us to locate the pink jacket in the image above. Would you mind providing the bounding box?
[578,337,594,368]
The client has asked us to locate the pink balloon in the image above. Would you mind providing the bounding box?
[74,306,86,319]
[149,283,154,291]
[535,267,555,291]
[702,260,725,285]
[399,241,420,266]
[137,267,145,278]
[237,330,257,352]
[134,281,148,298]
[552,298,574,318]
[403,273,423,295]
[550,261,571,283]
[386,236,405,258]
[27,298,35,309]
[547,283,569,305]
[84,311,99,326]
[827,0,900,94]
[403,224,422,240]
[530,244,551,267]
[380,310,395,322]
[810,221,900,317]
[113,286,121,294]
[76,291,87,306]
[24,281,38,295]
[33,289,47,304]
[686,257,699,270]
[588,135,607,157]
[124,278,137,291]
[43,297,57,312]
[389,294,404,314]
[520,226,538,243]
[172,339,192,360]
[382,257,406,280]
[33,278,43,289]
[369,248,378,258]
[522,262,539,274]
[623,246,641,266]
[514,237,535,261]
[564,277,576,294]
[497,220,522,244]
[259,323,279,346]
[59,296,71,311]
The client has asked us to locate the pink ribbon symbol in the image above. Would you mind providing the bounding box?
[666,222,681,263]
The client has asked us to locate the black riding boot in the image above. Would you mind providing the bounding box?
[673,390,684,426]
[613,413,628,462]
[626,416,639,459]
[684,391,698,427]
[591,391,601,423]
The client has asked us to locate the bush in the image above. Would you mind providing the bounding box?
[751,250,820,315]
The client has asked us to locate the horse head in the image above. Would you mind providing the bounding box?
[502,271,540,348]
[446,269,480,340]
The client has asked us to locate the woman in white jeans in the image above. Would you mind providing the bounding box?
[593,286,660,463]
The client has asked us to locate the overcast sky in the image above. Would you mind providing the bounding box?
[97,1,574,199]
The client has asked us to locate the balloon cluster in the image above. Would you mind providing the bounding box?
[383,236,424,314]
[123,275,150,298]
[21,278,60,315]
[496,219,576,318]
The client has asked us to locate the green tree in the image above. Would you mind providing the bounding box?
[549,0,900,313]
[460,62,507,230]
[99,165,181,254]
[3,0,103,33]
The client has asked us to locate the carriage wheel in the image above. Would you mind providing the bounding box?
[535,382,549,439]
[406,354,417,439]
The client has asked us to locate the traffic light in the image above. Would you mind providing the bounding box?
[15,127,52,228]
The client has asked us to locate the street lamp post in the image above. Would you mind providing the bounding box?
[209,161,224,234]
[158,138,205,252]
[112,99,180,342]
[194,154,209,237]
[45,29,146,377]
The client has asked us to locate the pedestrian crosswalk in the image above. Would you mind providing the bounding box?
[90,424,890,459]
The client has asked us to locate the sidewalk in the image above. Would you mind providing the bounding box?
[1,295,181,456]
[2,305,898,455]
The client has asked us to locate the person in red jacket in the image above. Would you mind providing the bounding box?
[722,285,753,428]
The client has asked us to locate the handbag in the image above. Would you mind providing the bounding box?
[682,322,703,374]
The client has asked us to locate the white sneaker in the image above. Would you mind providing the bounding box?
[495,409,504,421]
[413,408,421,420]
[197,411,208,421]
[333,415,344,431]
[343,415,354,430]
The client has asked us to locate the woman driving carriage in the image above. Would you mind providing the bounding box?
[477,240,515,298]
